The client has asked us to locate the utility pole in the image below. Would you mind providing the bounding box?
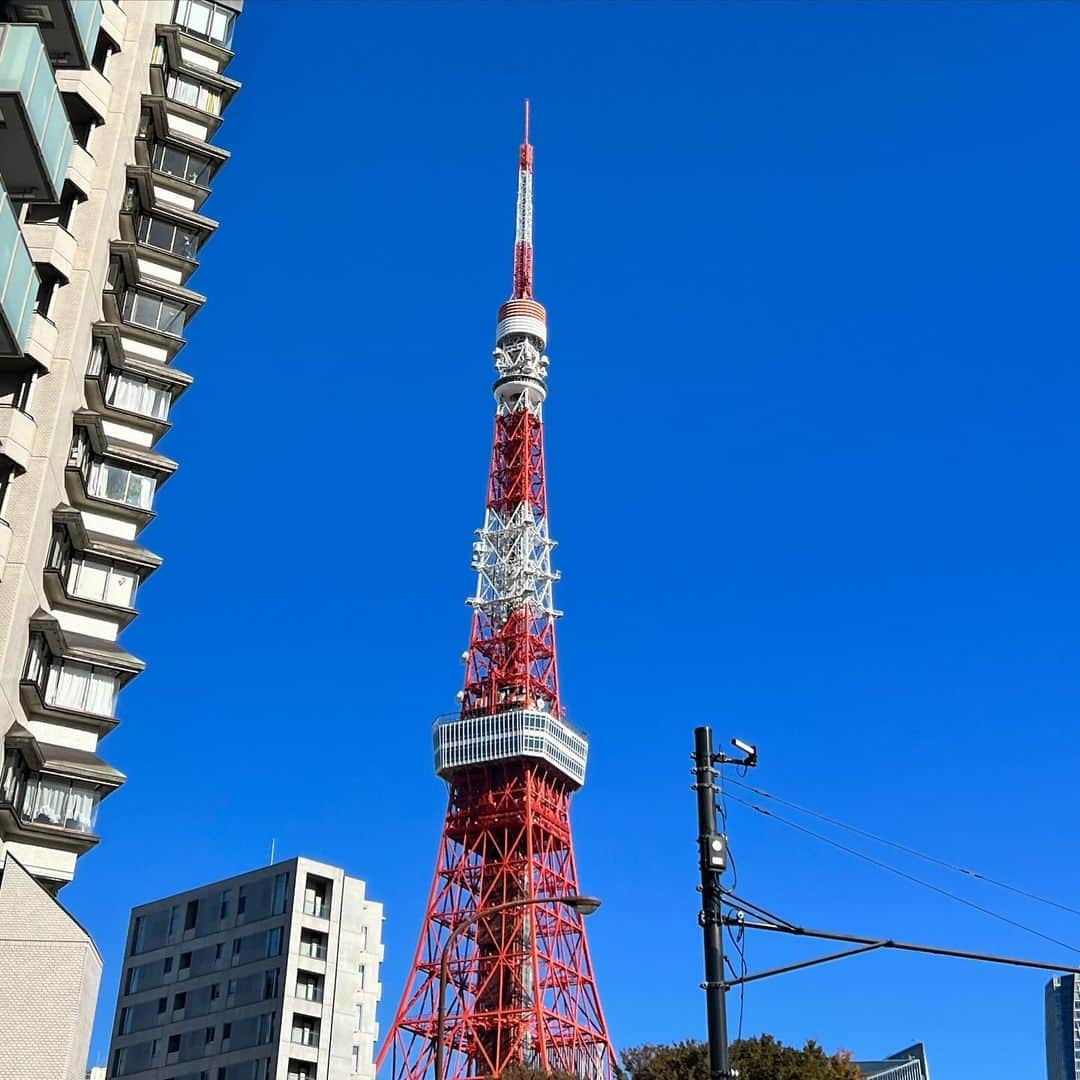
[693,727,730,1080]
[694,727,758,1080]
[691,724,1080,1080]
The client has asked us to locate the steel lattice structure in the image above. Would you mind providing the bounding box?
[378,105,614,1080]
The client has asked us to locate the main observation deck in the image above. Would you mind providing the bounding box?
[433,708,589,789]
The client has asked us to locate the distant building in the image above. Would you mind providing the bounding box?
[1047,974,1080,1080]
[104,857,384,1080]
[855,1043,930,1080]
[0,852,101,1079]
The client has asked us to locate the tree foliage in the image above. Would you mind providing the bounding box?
[621,1036,862,1080]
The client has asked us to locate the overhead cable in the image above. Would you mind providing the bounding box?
[727,778,1080,920]
[723,790,1080,955]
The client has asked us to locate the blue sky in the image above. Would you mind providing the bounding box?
[72,3,1080,1076]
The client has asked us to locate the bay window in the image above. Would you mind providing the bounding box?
[151,141,213,187]
[71,555,139,608]
[106,368,171,421]
[87,457,156,510]
[121,288,186,336]
[137,214,200,259]
[173,0,236,47]
[166,71,222,116]
[21,774,99,832]
[48,528,140,608]
[0,750,99,833]
[46,659,120,716]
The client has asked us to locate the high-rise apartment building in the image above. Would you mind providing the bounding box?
[105,858,385,1080]
[0,2,243,1074]
[1047,974,1080,1080]
[0,0,242,891]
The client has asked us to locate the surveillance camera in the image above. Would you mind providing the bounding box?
[732,738,757,759]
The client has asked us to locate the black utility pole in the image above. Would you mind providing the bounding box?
[694,726,731,1080]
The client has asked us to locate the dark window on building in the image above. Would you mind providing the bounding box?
[179,951,191,970]
[167,1034,180,1053]
[137,214,200,259]
[151,140,213,186]
[184,899,198,931]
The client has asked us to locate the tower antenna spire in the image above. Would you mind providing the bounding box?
[513,98,535,300]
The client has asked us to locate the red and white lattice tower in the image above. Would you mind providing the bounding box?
[378,104,615,1080]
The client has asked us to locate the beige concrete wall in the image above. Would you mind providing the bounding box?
[0,853,102,1080]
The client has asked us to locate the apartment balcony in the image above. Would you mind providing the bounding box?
[20,611,143,736]
[56,64,110,127]
[3,1,104,69]
[66,142,95,198]
[23,220,77,281]
[45,505,162,629]
[66,410,178,526]
[86,329,192,439]
[0,184,38,357]
[24,311,57,370]
[0,24,74,201]
[100,0,124,49]
[0,722,123,863]
[0,404,36,471]
[135,107,229,212]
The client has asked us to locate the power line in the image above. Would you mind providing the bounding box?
[727,777,1080,920]
[724,790,1080,955]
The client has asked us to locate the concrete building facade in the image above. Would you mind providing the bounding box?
[1047,974,1080,1080]
[0,0,243,891]
[0,1,242,1073]
[105,857,385,1080]
[0,851,101,1080]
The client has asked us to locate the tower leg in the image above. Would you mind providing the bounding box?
[377,765,614,1080]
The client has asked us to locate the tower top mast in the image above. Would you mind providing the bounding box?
[512,98,535,301]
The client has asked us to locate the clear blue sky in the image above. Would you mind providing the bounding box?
[73,3,1080,1076]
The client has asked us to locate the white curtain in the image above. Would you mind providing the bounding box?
[109,374,144,414]
[66,786,96,832]
[85,671,118,717]
[51,662,91,710]
[35,778,67,825]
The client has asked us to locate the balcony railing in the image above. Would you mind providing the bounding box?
[0,25,75,200]
[299,941,327,961]
[302,900,330,919]
[0,185,38,357]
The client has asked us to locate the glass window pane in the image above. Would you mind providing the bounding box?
[127,472,155,510]
[148,383,171,419]
[104,463,128,502]
[85,670,118,715]
[52,662,91,709]
[105,564,137,607]
[181,0,212,37]
[72,557,109,601]
[158,300,185,335]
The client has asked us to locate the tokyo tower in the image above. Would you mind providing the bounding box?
[378,104,615,1080]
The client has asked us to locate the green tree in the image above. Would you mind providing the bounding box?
[621,1036,862,1080]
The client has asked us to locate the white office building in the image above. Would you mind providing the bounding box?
[105,857,385,1080]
